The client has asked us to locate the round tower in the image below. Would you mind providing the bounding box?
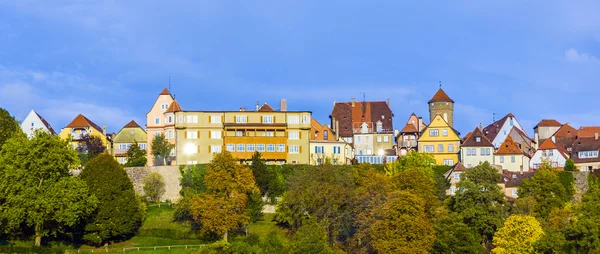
[428,88,454,127]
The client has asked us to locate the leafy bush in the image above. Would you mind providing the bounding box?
[143,172,166,203]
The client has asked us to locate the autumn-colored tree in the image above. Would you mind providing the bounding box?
[393,167,441,218]
[518,162,568,219]
[492,215,544,254]
[0,131,97,246]
[0,107,20,151]
[189,152,258,242]
[370,191,435,254]
[533,206,574,253]
[143,172,166,203]
[384,150,435,176]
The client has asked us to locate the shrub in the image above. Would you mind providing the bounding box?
[143,172,166,203]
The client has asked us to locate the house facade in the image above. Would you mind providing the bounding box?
[482,113,525,149]
[530,138,569,169]
[444,162,467,195]
[533,119,562,147]
[460,127,494,168]
[59,114,110,151]
[396,113,425,156]
[418,114,460,166]
[309,119,353,165]
[571,136,600,171]
[495,136,530,172]
[113,120,147,165]
[146,88,177,166]
[20,109,56,138]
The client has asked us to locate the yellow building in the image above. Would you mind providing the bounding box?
[309,119,353,165]
[418,114,460,165]
[59,114,110,151]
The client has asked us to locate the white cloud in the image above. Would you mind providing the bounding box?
[565,48,599,63]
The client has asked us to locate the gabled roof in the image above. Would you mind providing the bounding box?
[399,113,424,133]
[462,127,494,147]
[258,103,275,112]
[571,137,600,163]
[534,119,562,129]
[159,88,171,95]
[33,110,57,135]
[578,126,600,138]
[124,120,141,128]
[420,114,460,137]
[428,88,454,103]
[65,114,103,134]
[330,100,394,137]
[310,118,340,142]
[165,100,183,113]
[553,124,578,138]
[483,113,515,143]
[400,123,418,133]
[444,162,468,179]
[496,136,523,155]
[538,139,569,158]
[502,171,535,188]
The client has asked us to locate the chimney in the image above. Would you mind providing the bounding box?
[418,117,424,132]
[387,98,390,106]
[256,102,259,111]
[333,100,336,106]
[351,98,356,107]
[103,124,107,136]
[596,132,598,141]
[240,107,246,112]
[280,99,287,112]
[479,123,483,130]
[534,132,539,148]
[551,136,556,143]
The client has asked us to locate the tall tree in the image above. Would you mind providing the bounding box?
[250,152,270,195]
[77,134,106,166]
[290,218,332,254]
[0,131,97,246]
[392,167,441,218]
[80,154,144,246]
[433,213,484,254]
[151,133,174,166]
[518,162,568,219]
[0,107,20,151]
[143,172,166,203]
[564,158,577,172]
[569,185,600,252]
[189,152,258,242]
[125,141,147,167]
[384,150,435,176]
[492,215,544,254]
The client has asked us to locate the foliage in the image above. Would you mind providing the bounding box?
[290,218,331,254]
[432,213,484,254]
[518,162,568,219]
[558,171,575,202]
[0,131,97,246]
[392,167,441,218]
[492,215,544,254]
[260,231,286,254]
[189,152,258,242]
[569,185,600,252]
[0,107,20,151]
[250,152,286,200]
[151,133,174,166]
[384,150,435,176]
[125,141,147,167]
[370,191,436,254]
[76,134,106,166]
[179,164,207,196]
[447,162,508,248]
[143,172,166,203]
[564,158,577,172]
[79,154,144,246]
[247,191,264,223]
[533,206,574,253]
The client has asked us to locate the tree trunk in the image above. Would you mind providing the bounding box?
[35,231,42,246]
[224,230,228,242]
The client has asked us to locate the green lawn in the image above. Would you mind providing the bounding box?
[248,213,288,241]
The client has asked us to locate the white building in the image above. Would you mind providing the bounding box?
[20,110,56,138]
[530,138,569,169]
[460,127,494,168]
[482,113,525,149]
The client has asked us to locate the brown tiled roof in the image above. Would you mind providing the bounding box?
[258,103,275,112]
[400,123,418,133]
[509,127,536,156]
[578,126,600,138]
[310,118,339,142]
[571,137,600,163]
[330,101,393,137]
[462,127,494,147]
[124,120,141,128]
[66,114,103,134]
[483,113,515,143]
[534,119,562,128]
[428,88,454,103]
[496,136,523,155]
[502,170,535,188]
[553,124,578,138]
[159,88,171,95]
[34,111,56,135]
[452,162,468,172]
[538,139,569,158]
[165,100,182,113]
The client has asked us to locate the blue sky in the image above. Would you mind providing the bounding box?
[1,1,599,136]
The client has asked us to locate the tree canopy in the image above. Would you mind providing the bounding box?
[518,162,568,219]
[151,133,174,166]
[0,107,20,151]
[125,141,147,167]
[492,215,544,254]
[143,172,166,203]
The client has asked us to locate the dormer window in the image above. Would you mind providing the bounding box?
[476,137,481,142]
[376,122,383,133]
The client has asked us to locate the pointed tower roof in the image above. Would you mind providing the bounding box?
[66,114,103,134]
[123,120,141,128]
[258,103,275,112]
[428,88,454,103]
[165,100,183,113]
[159,88,171,95]
[462,127,494,147]
[496,136,524,155]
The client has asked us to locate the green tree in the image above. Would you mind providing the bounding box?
[447,162,508,249]
[492,215,544,254]
[0,131,97,246]
[564,158,577,172]
[384,150,435,176]
[0,107,19,151]
[433,213,484,254]
[174,164,207,222]
[260,231,286,254]
[569,185,600,252]
[393,167,441,218]
[151,133,174,166]
[370,191,436,254]
[250,152,270,195]
[80,154,144,246]
[143,172,166,203]
[189,152,258,242]
[77,134,107,166]
[247,191,264,223]
[290,218,331,254]
[518,162,568,219]
[534,206,574,253]
[124,141,147,167]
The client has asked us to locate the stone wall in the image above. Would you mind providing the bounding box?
[125,166,181,202]
[573,171,589,204]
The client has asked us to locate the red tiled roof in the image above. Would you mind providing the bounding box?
[124,120,141,128]
[330,101,393,137]
[400,123,418,133]
[65,114,103,134]
[571,137,600,163]
[553,124,578,138]
[578,126,600,138]
[496,136,523,155]
[258,103,275,112]
[452,162,468,172]
[534,119,562,128]
[538,139,569,158]
[428,88,454,103]
[166,100,182,113]
[34,111,56,135]
[483,113,515,143]
[159,88,171,95]
[462,127,494,147]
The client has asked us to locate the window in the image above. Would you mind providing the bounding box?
[424,145,434,152]
[466,148,472,156]
[31,122,34,127]
[262,116,274,123]
[289,145,299,154]
[288,131,299,139]
[512,189,517,196]
[476,137,481,142]
[376,122,383,133]
[356,136,361,143]
[226,144,235,152]
[257,144,265,152]
[236,116,247,123]
[448,144,454,152]
[549,150,554,156]
[267,144,275,152]
[161,104,168,110]
[155,132,160,136]
[167,130,174,139]
[579,151,599,158]
[510,118,514,126]
[301,116,310,124]
[450,187,455,195]
[178,116,183,123]
[383,136,389,142]
[247,144,255,152]
[154,117,160,125]
[187,131,198,139]
[503,130,507,135]
[511,156,516,163]
[186,115,198,123]
[485,148,491,156]
[276,144,285,152]
[467,164,472,168]
[333,146,341,154]
[211,145,222,153]
[167,116,173,123]
[429,129,439,136]
[443,159,454,166]
[288,116,299,124]
[442,129,448,136]
[119,144,128,150]
[236,131,245,137]
[265,131,274,137]
[500,156,504,163]
[315,146,324,154]
[139,143,146,150]
[438,144,444,152]
[210,115,221,123]
[211,131,222,139]
[480,148,485,156]
[454,173,460,179]
[324,130,329,140]
[237,144,245,152]
[377,136,382,142]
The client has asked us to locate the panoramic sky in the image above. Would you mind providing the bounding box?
[1,1,599,135]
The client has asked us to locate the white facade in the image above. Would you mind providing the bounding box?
[495,154,530,172]
[20,110,55,138]
[530,149,567,169]
[461,146,494,168]
[491,117,524,148]
[309,141,353,165]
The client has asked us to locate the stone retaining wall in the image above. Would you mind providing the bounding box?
[125,166,181,202]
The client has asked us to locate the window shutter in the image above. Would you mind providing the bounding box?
[273,116,276,123]
[197,131,200,138]
[209,131,211,139]
[299,131,302,139]
[184,131,187,139]
[299,145,302,153]
[197,145,200,153]
[209,145,212,153]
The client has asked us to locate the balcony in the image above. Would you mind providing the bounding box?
[352,127,394,134]
[355,156,398,164]
[398,140,418,148]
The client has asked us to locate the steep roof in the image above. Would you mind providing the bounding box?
[330,101,393,137]
[571,137,600,163]
[462,127,494,147]
[399,113,424,133]
[65,114,103,134]
[503,171,535,188]
[310,118,340,142]
[538,139,569,158]
[428,88,454,103]
[159,88,171,95]
[444,162,468,180]
[496,136,524,155]
[578,126,600,137]
[553,124,578,138]
[534,119,562,129]
[483,113,515,143]
[124,120,141,128]
[165,100,183,113]
[258,103,275,112]
[33,111,56,135]
[400,123,418,133]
